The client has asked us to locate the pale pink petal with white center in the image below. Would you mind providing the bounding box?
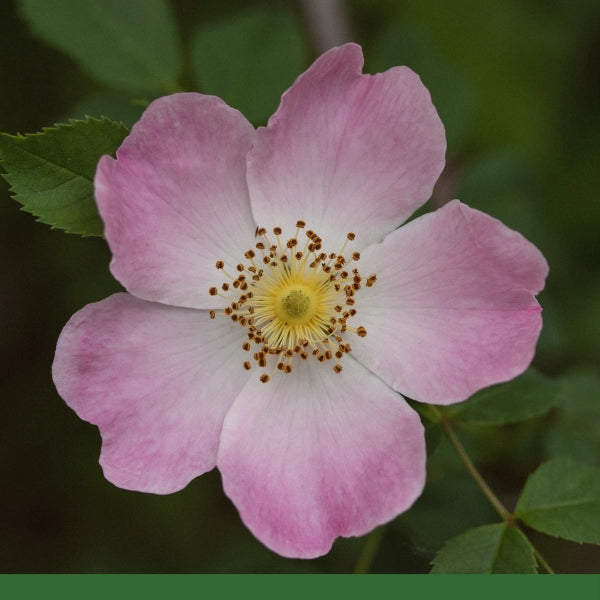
[247,43,446,250]
[217,357,426,559]
[52,293,251,493]
[95,93,257,309]
[351,200,549,405]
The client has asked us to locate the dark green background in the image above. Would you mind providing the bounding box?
[1,0,599,572]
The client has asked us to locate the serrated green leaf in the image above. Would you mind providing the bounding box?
[19,0,182,91]
[191,8,307,124]
[431,523,537,573]
[515,457,600,544]
[447,368,560,425]
[0,117,128,236]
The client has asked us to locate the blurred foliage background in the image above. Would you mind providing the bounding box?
[1,0,599,573]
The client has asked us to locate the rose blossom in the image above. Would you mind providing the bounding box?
[52,43,548,558]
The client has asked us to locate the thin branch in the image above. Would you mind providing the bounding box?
[353,525,386,574]
[427,405,555,574]
[298,0,353,54]
[533,546,555,574]
[436,410,511,521]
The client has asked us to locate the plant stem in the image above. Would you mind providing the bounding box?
[533,546,555,575]
[435,409,511,521]
[427,405,555,574]
[353,525,386,574]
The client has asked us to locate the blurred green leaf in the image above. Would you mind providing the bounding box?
[545,369,600,465]
[68,90,150,129]
[447,368,560,425]
[457,152,549,247]
[405,0,570,157]
[19,0,182,91]
[191,8,307,125]
[0,117,128,236]
[515,457,600,544]
[561,280,600,366]
[367,22,475,150]
[400,473,497,552]
[424,422,442,457]
[430,523,537,573]
[398,434,498,553]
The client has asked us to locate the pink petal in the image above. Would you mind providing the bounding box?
[217,358,426,559]
[52,293,251,493]
[95,93,257,309]
[351,200,549,405]
[247,43,446,249]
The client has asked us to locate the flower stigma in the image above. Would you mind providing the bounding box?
[209,221,376,383]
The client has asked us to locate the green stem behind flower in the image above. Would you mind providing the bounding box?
[435,410,511,521]
[428,405,555,574]
[353,525,386,574]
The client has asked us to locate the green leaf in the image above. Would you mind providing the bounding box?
[447,368,560,425]
[405,0,569,157]
[400,473,497,552]
[367,22,475,150]
[0,117,129,236]
[19,0,182,91]
[68,90,150,129]
[457,152,550,252]
[515,457,600,544]
[545,370,600,464]
[431,523,537,573]
[191,8,307,125]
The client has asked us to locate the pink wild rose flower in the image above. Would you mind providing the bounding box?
[52,43,548,559]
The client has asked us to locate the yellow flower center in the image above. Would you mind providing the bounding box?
[208,221,376,383]
[279,288,311,320]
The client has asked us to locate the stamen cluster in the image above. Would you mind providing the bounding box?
[209,221,376,382]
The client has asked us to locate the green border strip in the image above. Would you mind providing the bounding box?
[2,574,599,600]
